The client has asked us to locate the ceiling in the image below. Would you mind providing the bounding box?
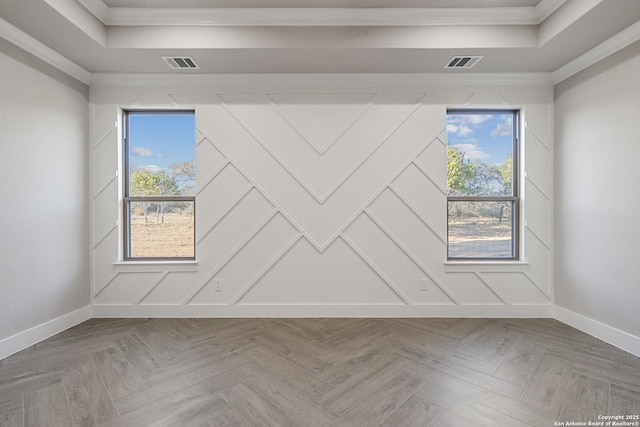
[101,1,543,8]
[1,0,640,81]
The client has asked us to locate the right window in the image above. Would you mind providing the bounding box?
[446,110,519,260]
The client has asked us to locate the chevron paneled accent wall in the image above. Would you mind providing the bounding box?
[90,75,553,317]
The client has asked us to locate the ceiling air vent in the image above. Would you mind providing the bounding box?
[445,56,483,69]
[162,56,200,70]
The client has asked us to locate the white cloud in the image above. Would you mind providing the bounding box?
[138,164,163,173]
[490,117,513,137]
[467,114,493,125]
[448,114,493,126]
[447,114,495,140]
[458,126,473,137]
[132,146,163,157]
[452,143,490,161]
[447,124,473,137]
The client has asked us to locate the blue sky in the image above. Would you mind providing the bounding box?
[128,112,195,174]
[446,112,513,165]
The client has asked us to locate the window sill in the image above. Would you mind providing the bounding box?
[444,261,530,273]
[113,261,199,272]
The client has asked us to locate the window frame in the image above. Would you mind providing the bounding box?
[446,109,520,261]
[122,109,196,262]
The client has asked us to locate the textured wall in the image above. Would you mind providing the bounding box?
[90,74,553,317]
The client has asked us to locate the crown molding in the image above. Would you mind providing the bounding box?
[78,0,566,27]
[553,20,640,84]
[77,0,110,24]
[535,0,569,22]
[43,0,107,46]
[0,17,91,85]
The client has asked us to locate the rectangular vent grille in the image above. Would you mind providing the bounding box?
[445,56,483,69]
[162,56,199,70]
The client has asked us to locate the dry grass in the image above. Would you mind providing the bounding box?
[130,213,194,258]
[129,213,511,259]
[448,216,513,258]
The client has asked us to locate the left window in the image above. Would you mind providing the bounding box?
[123,111,195,260]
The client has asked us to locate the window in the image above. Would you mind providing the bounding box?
[123,111,195,260]
[446,110,519,260]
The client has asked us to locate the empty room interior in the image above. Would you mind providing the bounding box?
[1,0,640,425]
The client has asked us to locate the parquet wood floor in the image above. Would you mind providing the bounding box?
[1,318,639,426]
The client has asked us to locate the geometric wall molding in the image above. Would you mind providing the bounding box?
[90,77,554,316]
[266,93,377,156]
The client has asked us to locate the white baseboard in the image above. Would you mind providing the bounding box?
[92,304,552,318]
[554,306,640,357]
[0,305,93,360]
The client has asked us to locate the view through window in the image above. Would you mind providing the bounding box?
[124,111,195,260]
[446,110,519,260]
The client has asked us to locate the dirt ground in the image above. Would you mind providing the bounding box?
[130,213,194,258]
[448,217,513,258]
[129,213,512,259]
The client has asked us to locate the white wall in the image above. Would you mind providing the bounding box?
[555,41,640,338]
[0,42,90,346]
[91,74,554,317]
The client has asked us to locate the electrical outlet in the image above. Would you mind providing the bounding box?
[214,279,223,292]
[419,279,429,291]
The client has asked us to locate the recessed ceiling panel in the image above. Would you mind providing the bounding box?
[2,0,639,75]
[103,0,542,8]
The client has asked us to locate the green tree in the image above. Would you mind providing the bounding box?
[447,147,513,222]
[168,161,195,196]
[498,156,512,196]
[448,147,512,197]
[130,169,180,196]
[447,146,477,196]
[130,169,180,223]
[474,156,512,196]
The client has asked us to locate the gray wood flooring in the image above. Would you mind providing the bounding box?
[1,318,639,426]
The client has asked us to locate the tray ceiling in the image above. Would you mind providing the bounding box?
[0,0,639,79]
[102,0,542,8]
